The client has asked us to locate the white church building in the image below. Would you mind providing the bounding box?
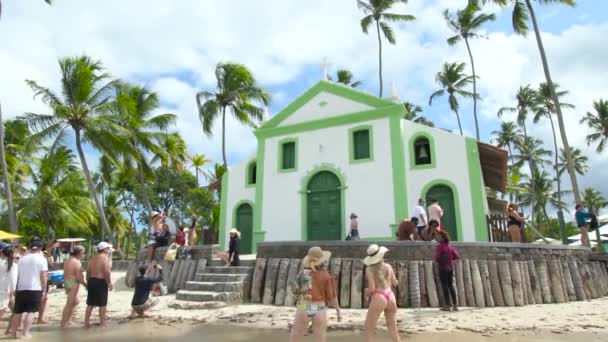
[218,81,507,253]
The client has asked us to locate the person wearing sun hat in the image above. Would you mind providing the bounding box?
[289,246,341,342]
[363,244,401,342]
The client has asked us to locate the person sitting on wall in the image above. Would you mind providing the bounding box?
[421,220,440,242]
[146,211,165,260]
[397,220,416,241]
[217,229,241,266]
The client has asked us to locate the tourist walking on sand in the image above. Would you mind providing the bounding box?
[507,204,525,243]
[435,231,460,311]
[575,204,592,247]
[7,238,48,339]
[428,199,444,231]
[130,263,163,319]
[0,247,18,322]
[61,246,87,329]
[363,244,400,342]
[412,199,428,238]
[85,242,113,328]
[290,246,341,342]
[348,213,360,240]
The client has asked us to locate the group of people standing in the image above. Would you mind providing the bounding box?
[394,198,445,242]
[289,235,460,342]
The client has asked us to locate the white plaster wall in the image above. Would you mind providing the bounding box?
[279,91,373,126]
[402,121,476,241]
[224,157,256,250]
[261,118,395,241]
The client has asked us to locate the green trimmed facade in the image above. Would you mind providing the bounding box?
[218,80,499,253]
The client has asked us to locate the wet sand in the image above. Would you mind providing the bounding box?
[16,322,608,342]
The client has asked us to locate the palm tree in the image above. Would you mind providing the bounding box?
[429,62,476,135]
[519,169,567,223]
[190,154,211,186]
[558,147,587,178]
[22,56,127,238]
[329,69,362,88]
[498,84,539,139]
[580,99,608,153]
[581,188,608,215]
[195,62,270,167]
[205,163,227,197]
[358,0,415,97]
[513,136,551,173]
[444,4,496,140]
[0,0,50,20]
[476,0,581,203]
[403,102,434,127]
[152,132,188,171]
[1,120,35,198]
[491,121,522,167]
[0,104,18,232]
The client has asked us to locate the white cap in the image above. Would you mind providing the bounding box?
[97,241,113,251]
[150,211,161,218]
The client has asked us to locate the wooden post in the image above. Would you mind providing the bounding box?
[284,259,302,307]
[521,261,534,305]
[547,259,565,303]
[350,259,364,309]
[598,262,608,296]
[527,260,542,304]
[462,260,475,307]
[424,261,439,308]
[470,260,485,307]
[578,260,593,300]
[419,261,428,307]
[274,258,291,306]
[455,260,466,307]
[262,258,281,305]
[535,259,552,303]
[329,258,342,281]
[398,261,409,308]
[408,261,421,308]
[168,259,182,293]
[560,259,575,301]
[509,260,524,306]
[251,258,267,303]
[518,262,528,305]
[340,259,353,308]
[497,260,514,307]
[568,258,586,301]
[433,262,446,308]
[487,260,503,306]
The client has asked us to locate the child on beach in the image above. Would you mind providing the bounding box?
[363,244,400,342]
[434,231,460,311]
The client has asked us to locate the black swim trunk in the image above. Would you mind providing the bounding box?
[87,278,109,307]
[14,290,42,314]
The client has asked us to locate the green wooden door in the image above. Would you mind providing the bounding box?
[307,171,342,241]
[235,203,253,254]
[426,185,458,241]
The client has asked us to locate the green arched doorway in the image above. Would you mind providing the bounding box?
[307,171,342,241]
[426,184,458,241]
[235,203,253,254]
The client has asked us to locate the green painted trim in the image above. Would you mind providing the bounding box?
[245,159,257,188]
[277,136,298,173]
[466,138,489,242]
[252,137,266,251]
[218,172,229,251]
[348,124,374,164]
[256,104,404,139]
[389,114,408,224]
[232,199,255,253]
[408,131,437,170]
[261,80,397,129]
[299,164,347,241]
[420,179,463,242]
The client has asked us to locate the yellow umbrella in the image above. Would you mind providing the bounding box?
[0,231,21,241]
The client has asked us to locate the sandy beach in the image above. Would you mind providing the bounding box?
[11,270,603,341]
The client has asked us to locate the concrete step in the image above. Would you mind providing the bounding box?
[176,290,241,302]
[185,281,243,292]
[195,273,249,282]
[202,266,253,274]
[208,258,256,267]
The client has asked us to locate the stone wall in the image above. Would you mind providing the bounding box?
[251,241,608,308]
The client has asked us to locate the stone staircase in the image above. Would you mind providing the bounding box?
[176,258,255,303]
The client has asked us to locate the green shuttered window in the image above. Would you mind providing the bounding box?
[353,129,370,160]
[281,141,296,170]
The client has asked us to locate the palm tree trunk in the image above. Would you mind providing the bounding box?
[74,128,112,238]
[547,115,562,207]
[375,20,384,97]
[137,165,153,214]
[221,106,228,168]
[195,168,199,186]
[525,0,580,204]
[464,37,480,141]
[0,104,17,233]
[454,108,463,135]
[507,144,516,168]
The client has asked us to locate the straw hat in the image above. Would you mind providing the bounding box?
[363,244,389,266]
[302,246,331,270]
[150,211,161,219]
[229,228,241,238]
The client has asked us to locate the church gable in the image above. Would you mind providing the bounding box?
[261,81,396,129]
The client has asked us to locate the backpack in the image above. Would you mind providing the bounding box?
[291,269,313,304]
[589,214,599,232]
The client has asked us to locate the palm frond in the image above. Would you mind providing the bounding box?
[379,21,396,44]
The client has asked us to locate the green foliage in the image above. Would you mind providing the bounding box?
[525,218,578,242]
[580,99,608,153]
[402,102,434,127]
[581,188,608,214]
[328,69,362,88]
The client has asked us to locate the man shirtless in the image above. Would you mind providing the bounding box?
[61,246,87,329]
[85,242,113,328]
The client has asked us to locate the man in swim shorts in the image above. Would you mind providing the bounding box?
[61,246,86,329]
[84,242,113,328]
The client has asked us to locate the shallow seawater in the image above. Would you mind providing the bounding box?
[20,321,608,342]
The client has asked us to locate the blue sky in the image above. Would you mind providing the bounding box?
[1,0,607,221]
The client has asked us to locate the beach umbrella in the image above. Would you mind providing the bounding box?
[0,230,21,241]
[567,231,608,241]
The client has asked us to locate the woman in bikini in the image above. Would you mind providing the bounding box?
[363,244,400,342]
[290,246,341,342]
